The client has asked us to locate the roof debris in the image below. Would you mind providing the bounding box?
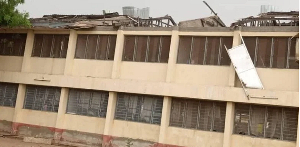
[231,11,299,27]
[29,12,176,29]
[178,15,226,27]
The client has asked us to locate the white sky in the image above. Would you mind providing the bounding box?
[17,0,299,26]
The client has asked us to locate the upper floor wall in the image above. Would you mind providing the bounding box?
[0,26,298,92]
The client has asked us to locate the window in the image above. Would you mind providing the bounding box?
[244,37,298,69]
[115,93,163,124]
[66,89,109,117]
[32,34,69,58]
[177,36,233,65]
[23,85,61,112]
[75,34,117,60]
[170,98,226,132]
[0,33,27,56]
[0,82,18,107]
[234,103,298,141]
[123,35,171,63]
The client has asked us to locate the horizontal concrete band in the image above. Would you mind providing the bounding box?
[0,71,298,107]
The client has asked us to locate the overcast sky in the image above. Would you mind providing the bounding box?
[17,0,299,26]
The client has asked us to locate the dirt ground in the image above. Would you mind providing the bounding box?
[0,137,63,147]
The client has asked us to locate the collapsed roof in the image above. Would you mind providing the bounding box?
[29,12,177,29]
[178,15,226,27]
[231,11,299,27]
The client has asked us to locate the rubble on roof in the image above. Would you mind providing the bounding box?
[29,12,176,29]
[178,15,226,27]
[231,11,299,27]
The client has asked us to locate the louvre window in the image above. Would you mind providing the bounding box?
[177,36,233,65]
[115,93,163,124]
[0,82,18,107]
[244,37,298,69]
[23,85,61,112]
[123,35,171,63]
[75,34,117,60]
[0,33,27,56]
[170,98,227,132]
[234,103,299,141]
[32,34,69,58]
[66,89,109,117]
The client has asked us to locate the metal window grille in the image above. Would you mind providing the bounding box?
[0,33,27,56]
[177,36,233,66]
[75,34,117,60]
[244,37,298,69]
[0,82,18,107]
[66,89,109,118]
[234,103,299,141]
[169,98,227,132]
[23,85,61,112]
[122,35,171,63]
[32,34,69,58]
[115,93,163,125]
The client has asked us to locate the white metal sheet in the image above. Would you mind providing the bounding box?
[227,44,264,89]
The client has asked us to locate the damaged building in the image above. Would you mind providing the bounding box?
[0,10,298,147]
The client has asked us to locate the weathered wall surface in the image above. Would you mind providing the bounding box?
[174,64,230,86]
[15,109,57,127]
[119,62,168,82]
[0,56,23,72]
[0,107,15,132]
[24,58,65,75]
[110,120,160,143]
[231,135,296,147]
[165,127,224,147]
[62,114,105,134]
[71,60,113,78]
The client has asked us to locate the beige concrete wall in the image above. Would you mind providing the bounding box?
[174,64,230,86]
[62,114,105,134]
[0,71,298,107]
[235,68,299,92]
[25,58,65,75]
[0,107,15,121]
[119,62,168,82]
[111,120,160,142]
[0,56,23,72]
[231,135,296,147]
[71,59,113,78]
[165,127,223,147]
[15,109,57,127]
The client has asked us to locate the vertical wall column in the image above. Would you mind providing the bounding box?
[222,102,235,147]
[103,29,125,144]
[54,88,69,140]
[21,30,34,72]
[158,27,179,145]
[12,84,26,134]
[64,30,78,75]
[228,28,242,86]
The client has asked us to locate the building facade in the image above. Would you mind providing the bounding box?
[0,26,298,147]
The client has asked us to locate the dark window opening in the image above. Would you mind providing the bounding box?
[0,82,18,107]
[75,34,117,60]
[0,33,27,56]
[115,93,163,124]
[123,35,171,63]
[32,34,69,58]
[66,89,109,118]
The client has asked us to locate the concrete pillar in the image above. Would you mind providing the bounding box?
[103,92,117,135]
[296,112,299,147]
[12,84,26,133]
[53,88,69,140]
[21,30,34,72]
[64,30,77,75]
[158,96,172,144]
[165,27,179,83]
[228,29,242,87]
[158,28,179,145]
[223,102,235,147]
[111,29,125,79]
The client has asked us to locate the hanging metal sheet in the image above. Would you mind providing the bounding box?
[227,44,264,89]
